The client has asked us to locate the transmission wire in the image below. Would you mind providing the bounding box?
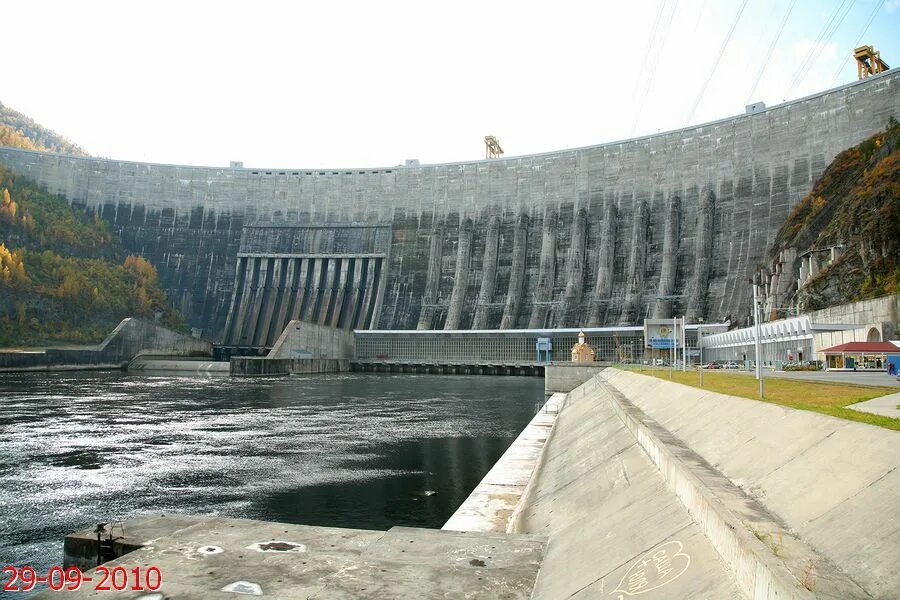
[684,0,751,126]
[795,0,858,88]
[631,0,669,104]
[631,0,681,135]
[745,0,797,104]
[784,0,852,98]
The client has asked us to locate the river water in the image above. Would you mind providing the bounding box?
[0,371,542,578]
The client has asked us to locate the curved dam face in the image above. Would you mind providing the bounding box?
[0,72,897,343]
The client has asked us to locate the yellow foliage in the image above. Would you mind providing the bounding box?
[56,273,84,300]
[0,243,28,286]
[134,286,151,314]
[0,125,40,151]
[124,255,157,284]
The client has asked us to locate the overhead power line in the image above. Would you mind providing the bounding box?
[631,0,681,135]
[684,0,751,126]
[745,0,797,103]
[784,0,857,99]
[630,0,670,105]
[785,0,849,94]
[797,0,858,87]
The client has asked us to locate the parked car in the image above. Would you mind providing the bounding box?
[722,361,741,369]
[702,362,720,369]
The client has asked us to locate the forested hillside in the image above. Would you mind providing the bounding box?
[0,164,183,347]
[769,118,899,310]
[0,100,89,155]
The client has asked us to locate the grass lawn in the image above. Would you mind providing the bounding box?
[620,365,900,430]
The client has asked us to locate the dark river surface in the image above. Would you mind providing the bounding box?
[0,371,542,579]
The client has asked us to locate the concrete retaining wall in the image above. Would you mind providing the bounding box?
[600,368,899,598]
[267,320,355,359]
[810,294,899,349]
[543,363,604,394]
[443,393,564,534]
[0,318,211,372]
[230,357,349,377]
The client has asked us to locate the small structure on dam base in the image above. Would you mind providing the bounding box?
[569,330,595,363]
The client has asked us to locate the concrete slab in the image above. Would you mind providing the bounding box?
[38,517,545,599]
[801,467,900,599]
[571,527,746,599]
[754,420,899,526]
[847,391,900,418]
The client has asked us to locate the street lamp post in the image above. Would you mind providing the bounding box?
[752,280,765,399]
[698,317,703,388]
[670,316,676,378]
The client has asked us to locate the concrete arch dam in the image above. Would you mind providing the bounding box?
[0,71,897,344]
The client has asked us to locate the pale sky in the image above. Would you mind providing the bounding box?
[3,0,899,168]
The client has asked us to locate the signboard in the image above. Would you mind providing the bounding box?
[644,319,682,349]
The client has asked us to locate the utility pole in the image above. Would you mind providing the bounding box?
[752,280,765,399]
[698,317,704,388]
[670,316,676,378]
[682,316,687,372]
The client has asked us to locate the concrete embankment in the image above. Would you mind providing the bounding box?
[510,367,897,598]
[443,393,564,533]
[0,319,211,372]
[599,368,899,599]
[513,376,748,599]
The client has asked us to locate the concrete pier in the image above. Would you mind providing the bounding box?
[618,199,649,325]
[528,211,558,329]
[472,215,500,330]
[588,202,617,327]
[500,214,529,329]
[558,208,587,328]
[46,517,544,599]
[417,221,445,330]
[444,218,474,330]
[653,194,681,319]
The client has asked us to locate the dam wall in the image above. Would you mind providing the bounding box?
[0,71,897,341]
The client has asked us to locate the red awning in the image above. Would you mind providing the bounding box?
[820,341,898,353]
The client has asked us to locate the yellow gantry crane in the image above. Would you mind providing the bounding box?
[484,136,504,159]
[854,45,890,80]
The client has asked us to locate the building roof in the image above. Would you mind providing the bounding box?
[820,341,900,353]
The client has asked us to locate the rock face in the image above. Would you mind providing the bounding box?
[0,72,897,343]
[761,116,900,318]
